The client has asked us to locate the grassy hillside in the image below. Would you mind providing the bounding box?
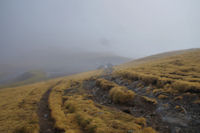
[48,71,156,133]
[0,81,57,133]
[115,49,200,95]
[0,48,199,133]
[0,70,102,133]
[119,48,198,68]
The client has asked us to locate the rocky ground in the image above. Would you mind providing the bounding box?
[36,65,200,133]
[82,71,200,133]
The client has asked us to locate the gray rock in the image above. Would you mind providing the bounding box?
[44,114,48,118]
[127,129,134,133]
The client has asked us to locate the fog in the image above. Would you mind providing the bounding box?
[0,0,200,83]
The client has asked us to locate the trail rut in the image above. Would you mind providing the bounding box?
[37,88,55,133]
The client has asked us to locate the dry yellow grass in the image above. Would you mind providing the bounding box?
[174,95,183,101]
[48,69,156,133]
[2,49,199,133]
[158,94,168,99]
[63,94,154,133]
[0,69,102,133]
[115,49,200,96]
[48,70,103,133]
[109,86,135,104]
[95,79,136,104]
[141,96,158,105]
[48,81,68,132]
[96,78,117,90]
[0,80,56,133]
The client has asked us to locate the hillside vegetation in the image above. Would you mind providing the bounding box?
[0,49,200,133]
[0,80,58,133]
[115,49,200,95]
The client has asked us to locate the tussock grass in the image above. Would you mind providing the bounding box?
[141,96,157,105]
[14,120,39,133]
[48,70,103,133]
[172,80,200,93]
[63,94,154,133]
[174,95,183,101]
[48,81,67,132]
[96,78,117,90]
[2,49,199,133]
[0,81,54,133]
[109,86,135,104]
[115,49,200,100]
[48,69,156,133]
[158,94,168,99]
[96,78,136,104]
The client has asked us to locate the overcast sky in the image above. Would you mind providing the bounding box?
[0,0,200,59]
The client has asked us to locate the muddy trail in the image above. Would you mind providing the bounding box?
[82,72,200,133]
[37,87,55,133]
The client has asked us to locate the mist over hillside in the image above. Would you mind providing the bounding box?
[1,0,199,86]
[0,49,130,85]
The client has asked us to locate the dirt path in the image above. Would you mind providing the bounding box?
[37,87,55,133]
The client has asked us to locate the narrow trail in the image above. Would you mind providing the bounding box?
[37,87,55,133]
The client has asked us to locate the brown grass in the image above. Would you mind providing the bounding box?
[63,94,155,133]
[109,86,135,104]
[0,81,54,133]
[0,69,102,133]
[96,78,117,90]
[114,49,200,101]
[141,96,157,105]
[48,70,103,133]
[47,69,156,133]
[48,81,68,132]
[158,94,168,99]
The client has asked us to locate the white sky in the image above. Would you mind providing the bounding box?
[0,0,200,58]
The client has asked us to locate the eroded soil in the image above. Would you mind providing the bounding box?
[37,87,55,133]
[82,74,200,133]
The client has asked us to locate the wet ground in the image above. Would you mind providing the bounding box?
[37,82,65,133]
[37,87,56,133]
[82,73,200,133]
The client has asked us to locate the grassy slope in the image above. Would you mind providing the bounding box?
[0,80,58,133]
[0,70,102,133]
[0,69,155,133]
[49,48,200,133]
[116,49,200,93]
[48,70,155,133]
[0,48,199,133]
[119,48,198,68]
